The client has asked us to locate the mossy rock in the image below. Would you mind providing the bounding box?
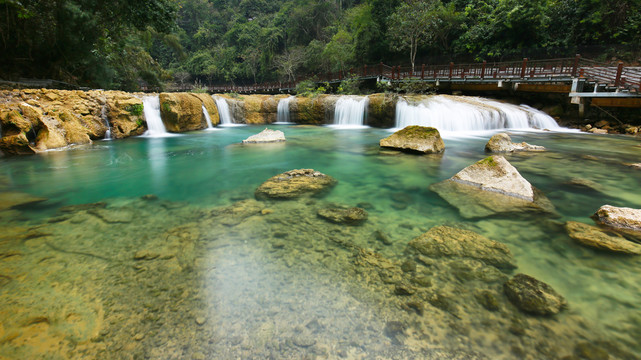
[380,125,445,154]
[159,93,206,132]
[504,273,567,315]
[367,93,397,128]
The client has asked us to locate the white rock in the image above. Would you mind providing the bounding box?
[242,128,286,143]
[485,133,545,152]
[593,205,641,230]
[451,155,534,201]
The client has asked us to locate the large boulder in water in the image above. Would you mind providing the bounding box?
[592,205,641,231]
[255,169,337,200]
[430,155,554,218]
[485,133,545,152]
[408,225,516,269]
[380,125,445,154]
[159,93,206,132]
[242,128,286,143]
[504,274,567,316]
[565,221,641,255]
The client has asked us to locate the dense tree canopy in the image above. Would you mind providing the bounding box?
[1,0,639,90]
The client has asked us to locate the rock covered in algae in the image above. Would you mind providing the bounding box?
[592,205,641,231]
[408,225,516,269]
[504,274,567,315]
[317,206,368,225]
[565,221,641,255]
[242,128,286,143]
[430,156,554,218]
[453,155,534,200]
[485,133,545,152]
[379,125,445,154]
[0,191,47,211]
[255,169,337,200]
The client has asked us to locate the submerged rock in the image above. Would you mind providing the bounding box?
[430,156,554,218]
[255,169,337,200]
[504,274,567,315]
[0,191,47,211]
[380,125,445,154]
[242,128,286,143]
[317,206,368,225]
[592,205,641,231]
[565,221,641,255]
[485,133,545,152]
[408,225,516,269]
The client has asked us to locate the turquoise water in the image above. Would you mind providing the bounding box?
[1,126,640,359]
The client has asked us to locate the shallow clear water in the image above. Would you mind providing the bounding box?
[1,126,640,359]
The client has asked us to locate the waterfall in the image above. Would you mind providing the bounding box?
[331,96,369,128]
[142,95,169,137]
[275,96,294,124]
[202,105,215,130]
[394,95,560,132]
[213,96,237,126]
[101,103,112,140]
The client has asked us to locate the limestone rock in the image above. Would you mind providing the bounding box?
[105,93,146,138]
[452,155,534,201]
[565,221,641,255]
[0,191,47,211]
[242,128,286,143]
[485,133,545,152]
[430,156,554,218]
[255,169,337,200]
[380,125,445,154]
[504,274,567,315]
[317,206,368,225]
[592,205,641,231]
[367,93,398,128]
[159,93,206,132]
[191,93,220,126]
[408,225,516,269]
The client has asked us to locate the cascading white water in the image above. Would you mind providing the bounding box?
[331,96,369,128]
[213,96,234,126]
[202,105,215,129]
[394,95,560,132]
[276,96,294,124]
[143,96,168,136]
[101,104,112,139]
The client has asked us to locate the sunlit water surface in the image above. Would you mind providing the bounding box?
[0,126,640,359]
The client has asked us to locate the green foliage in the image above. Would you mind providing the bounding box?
[125,104,144,116]
[337,76,362,95]
[295,80,328,97]
[3,0,640,89]
[390,80,436,94]
[162,102,171,113]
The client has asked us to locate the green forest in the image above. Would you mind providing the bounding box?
[1,0,640,90]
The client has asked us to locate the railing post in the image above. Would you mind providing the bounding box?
[572,54,581,77]
[615,62,624,87]
[364,65,368,77]
[520,58,528,78]
[421,64,425,80]
[481,60,486,79]
[339,70,343,81]
[449,62,454,79]
[391,66,395,80]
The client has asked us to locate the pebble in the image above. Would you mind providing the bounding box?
[134,333,145,341]
[195,317,207,326]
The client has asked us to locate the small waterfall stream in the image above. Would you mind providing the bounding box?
[213,96,237,126]
[394,95,560,132]
[142,96,169,137]
[101,103,112,140]
[275,97,294,124]
[202,105,215,130]
[331,96,369,128]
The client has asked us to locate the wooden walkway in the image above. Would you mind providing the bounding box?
[209,55,641,106]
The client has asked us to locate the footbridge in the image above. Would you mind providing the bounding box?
[210,55,641,108]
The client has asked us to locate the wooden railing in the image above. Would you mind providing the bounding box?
[208,55,640,94]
